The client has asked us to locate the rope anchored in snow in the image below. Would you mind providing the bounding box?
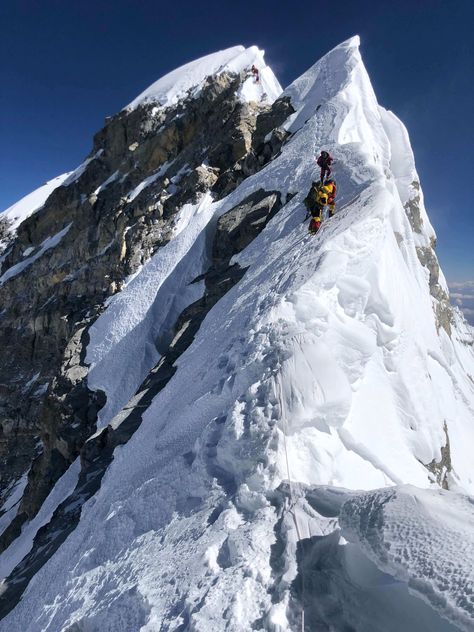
[275,368,306,632]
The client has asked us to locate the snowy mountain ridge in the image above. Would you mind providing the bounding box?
[0,37,473,631]
[125,44,282,110]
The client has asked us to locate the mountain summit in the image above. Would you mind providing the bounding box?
[0,38,473,631]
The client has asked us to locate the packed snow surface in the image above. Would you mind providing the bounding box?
[86,193,214,427]
[125,45,282,109]
[340,485,474,631]
[2,36,474,632]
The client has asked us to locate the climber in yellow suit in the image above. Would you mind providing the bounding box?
[304,179,337,233]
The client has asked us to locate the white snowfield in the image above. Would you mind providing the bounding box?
[125,44,282,110]
[3,36,474,632]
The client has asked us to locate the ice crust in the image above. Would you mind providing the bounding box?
[2,36,474,632]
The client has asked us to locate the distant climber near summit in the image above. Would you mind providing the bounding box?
[251,64,260,83]
[316,150,333,182]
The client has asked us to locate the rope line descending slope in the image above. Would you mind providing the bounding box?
[275,369,306,632]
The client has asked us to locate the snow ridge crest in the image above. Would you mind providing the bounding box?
[125,44,282,110]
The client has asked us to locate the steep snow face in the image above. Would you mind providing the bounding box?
[1,172,70,232]
[3,37,474,631]
[86,193,214,427]
[0,459,80,581]
[125,44,282,110]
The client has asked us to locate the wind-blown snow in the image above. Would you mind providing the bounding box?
[1,173,70,232]
[125,45,282,110]
[3,36,474,632]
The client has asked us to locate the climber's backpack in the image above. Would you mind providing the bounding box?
[304,182,320,210]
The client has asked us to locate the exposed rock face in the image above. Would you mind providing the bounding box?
[213,189,282,261]
[0,68,292,546]
[404,180,454,335]
[404,180,424,234]
[424,421,452,489]
[415,245,453,335]
[0,217,12,254]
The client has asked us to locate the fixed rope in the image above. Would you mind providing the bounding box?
[276,370,306,632]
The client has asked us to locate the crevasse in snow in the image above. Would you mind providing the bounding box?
[2,36,474,632]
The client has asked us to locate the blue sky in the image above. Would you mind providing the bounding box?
[1,0,472,288]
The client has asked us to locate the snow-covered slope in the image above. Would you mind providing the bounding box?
[2,36,474,632]
[125,44,282,109]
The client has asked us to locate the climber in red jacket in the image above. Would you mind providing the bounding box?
[251,64,260,83]
[316,150,333,182]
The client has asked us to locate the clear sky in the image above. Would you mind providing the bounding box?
[1,0,472,287]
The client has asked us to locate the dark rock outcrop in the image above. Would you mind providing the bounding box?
[424,421,452,489]
[213,189,282,261]
[403,181,454,336]
[415,244,453,335]
[404,180,423,234]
